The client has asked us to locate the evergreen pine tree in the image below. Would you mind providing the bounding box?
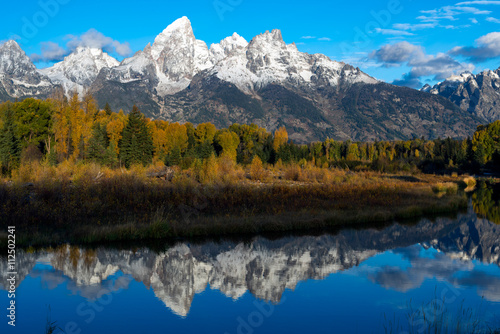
[87,123,109,164]
[165,145,182,166]
[119,105,154,168]
[0,107,20,174]
[197,140,215,159]
[104,103,112,116]
[103,141,119,167]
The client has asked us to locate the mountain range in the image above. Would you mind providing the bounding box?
[0,17,497,142]
[421,69,500,123]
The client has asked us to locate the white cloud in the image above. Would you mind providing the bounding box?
[66,29,131,56]
[301,36,316,39]
[375,28,415,36]
[470,17,479,23]
[393,23,438,31]
[371,42,474,88]
[30,41,69,62]
[487,17,500,23]
[450,31,500,61]
[31,29,132,63]
[417,5,491,23]
[456,1,500,5]
[317,37,332,41]
[370,42,423,65]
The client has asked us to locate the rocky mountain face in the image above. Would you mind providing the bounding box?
[2,210,499,316]
[0,17,484,142]
[421,70,500,124]
[0,40,57,99]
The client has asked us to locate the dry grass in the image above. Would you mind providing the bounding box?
[0,160,469,246]
[432,182,459,194]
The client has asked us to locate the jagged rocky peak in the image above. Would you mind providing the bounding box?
[149,16,212,79]
[39,46,119,95]
[421,83,433,93]
[420,68,500,122]
[209,32,248,63]
[0,39,55,98]
[247,29,289,66]
[150,16,195,61]
[0,40,42,82]
[250,29,286,45]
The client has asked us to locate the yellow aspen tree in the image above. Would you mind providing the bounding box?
[106,110,127,155]
[151,120,169,158]
[165,122,189,153]
[82,91,99,118]
[68,93,86,159]
[216,130,240,161]
[195,123,217,144]
[51,100,71,159]
[273,126,288,151]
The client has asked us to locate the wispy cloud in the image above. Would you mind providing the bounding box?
[300,36,332,42]
[417,5,491,24]
[443,24,472,28]
[486,16,500,23]
[375,28,415,36]
[393,23,438,31]
[456,1,500,5]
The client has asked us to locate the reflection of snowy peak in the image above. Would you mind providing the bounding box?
[6,209,500,317]
[39,47,119,95]
[426,217,500,266]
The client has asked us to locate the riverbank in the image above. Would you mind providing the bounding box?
[0,167,473,247]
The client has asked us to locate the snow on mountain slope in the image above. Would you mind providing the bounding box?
[39,46,119,96]
[211,29,378,94]
[102,17,216,96]
[421,69,500,122]
[4,16,377,101]
[0,40,54,98]
[209,32,248,64]
[93,17,378,97]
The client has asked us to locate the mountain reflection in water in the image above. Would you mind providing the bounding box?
[1,208,500,320]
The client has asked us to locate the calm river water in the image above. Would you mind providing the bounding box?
[1,187,500,333]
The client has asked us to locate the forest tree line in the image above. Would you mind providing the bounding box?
[0,92,499,176]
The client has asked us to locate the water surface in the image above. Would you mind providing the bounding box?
[1,196,500,333]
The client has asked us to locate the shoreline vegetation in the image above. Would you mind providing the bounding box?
[0,160,472,247]
[0,94,499,247]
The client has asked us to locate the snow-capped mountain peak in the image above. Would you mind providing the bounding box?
[150,16,194,61]
[142,16,215,95]
[420,67,500,122]
[0,40,54,98]
[209,33,248,64]
[39,46,119,96]
[0,40,38,78]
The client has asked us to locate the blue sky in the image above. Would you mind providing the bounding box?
[2,0,500,88]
